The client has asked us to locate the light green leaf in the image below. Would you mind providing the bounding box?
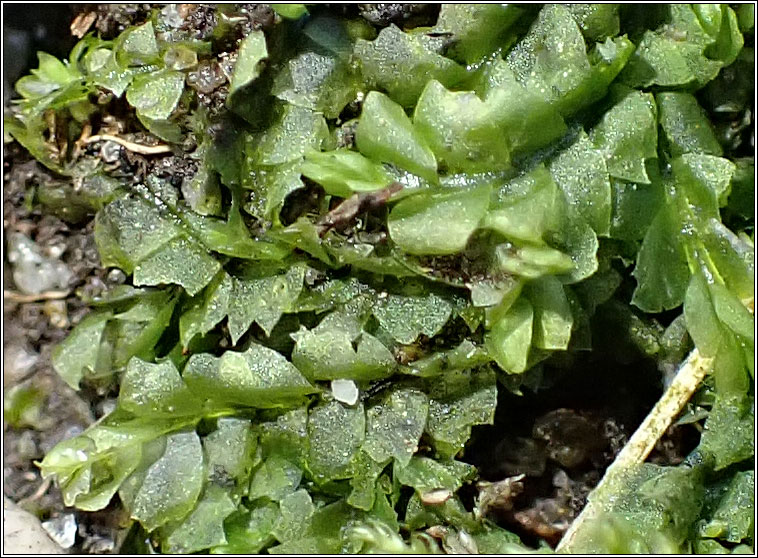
[131,431,205,532]
[590,89,658,184]
[133,236,221,296]
[307,400,365,482]
[356,91,437,183]
[354,25,468,108]
[51,312,111,389]
[388,184,490,255]
[301,149,393,198]
[373,291,453,344]
[527,277,573,350]
[119,358,202,417]
[162,485,237,553]
[126,70,185,121]
[183,344,317,408]
[273,489,315,542]
[363,388,428,467]
[485,297,533,374]
[229,30,267,94]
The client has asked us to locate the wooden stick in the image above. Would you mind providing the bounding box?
[85,134,172,155]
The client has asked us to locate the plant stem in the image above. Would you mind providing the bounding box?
[556,348,713,553]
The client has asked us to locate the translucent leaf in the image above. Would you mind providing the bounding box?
[249,104,328,166]
[567,4,620,40]
[133,236,221,296]
[271,4,308,20]
[527,276,573,350]
[388,184,490,256]
[301,149,393,198]
[162,485,237,553]
[307,400,365,482]
[699,471,754,543]
[413,80,511,174]
[549,131,612,236]
[356,91,437,183]
[51,312,110,389]
[373,291,453,344]
[363,388,428,467]
[590,89,658,184]
[227,264,305,343]
[394,456,476,493]
[432,4,524,64]
[425,368,497,458]
[291,316,396,381]
[699,392,754,470]
[94,195,181,274]
[657,92,723,157]
[179,271,233,348]
[210,501,278,553]
[229,30,267,94]
[485,297,533,374]
[632,204,690,312]
[131,431,205,532]
[183,344,316,408]
[116,21,160,66]
[126,70,185,121]
[272,489,315,542]
[119,358,202,417]
[248,454,302,501]
[203,418,256,489]
[354,25,468,108]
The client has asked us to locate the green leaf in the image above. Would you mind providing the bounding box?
[395,457,476,493]
[51,312,111,389]
[183,344,316,408]
[94,195,181,274]
[272,48,360,120]
[211,501,278,553]
[272,489,315,542]
[356,91,437,183]
[363,388,429,467]
[249,104,329,166]
[291,315,396,382]
[354,25,468,108]
[180,271,233,348]
[699,471,754,543]
[271,4,308,20]
[506,5,588,99]
[119,358,203,417]
[567,4,620,40]
[227,264,305,343]
[204,418,256,489]
[632,203,690,312]
[698,393,754,470]
[116,21,160,66]
[413,80,511,174]
[249,453,302,501]
[229,30,267,95]
[131,431,205,532]
[162,485,237,553]
[527,277,573,350]
[485,297,533,374]
[126,70,185,121]
[590,89,658,184]
[373,291,453,344]
[307,399,365,482]
[657,92,723,157]
[549,131,612,236]
[388,184,490,256]
[432,4,523,64]
[301,149,393,198]
[133,236,221,296]
[425,368,498,458]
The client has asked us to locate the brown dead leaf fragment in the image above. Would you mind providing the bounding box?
[317,182,402,237]
[70,11,97,38]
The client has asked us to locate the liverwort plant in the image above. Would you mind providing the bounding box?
[5,3,753,554]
